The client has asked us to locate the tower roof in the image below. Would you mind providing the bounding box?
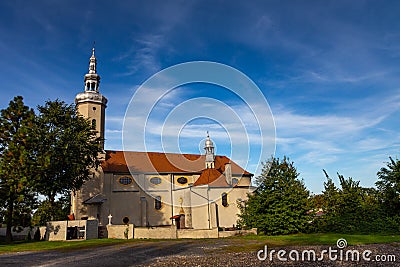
[75,47,107,106]
[204,131,214,148]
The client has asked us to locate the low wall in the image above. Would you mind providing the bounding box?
[107,224,134,239]
[0,226,46,240]
[45,220,99,241]
[134,225,177,239]
[177,228,219,239]
[46,221,67,241]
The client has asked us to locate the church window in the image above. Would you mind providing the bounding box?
[92,107,96,111]
[119,176,132,185]
[154,196,162,210]
[222,193,228,207]
[177,177,188,185]
[232,178,239,185]
[91,119,96,129]
[150,177,162,185]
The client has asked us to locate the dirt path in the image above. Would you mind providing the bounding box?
[0,239,398,266]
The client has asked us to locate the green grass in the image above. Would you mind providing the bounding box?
[0,234,398,255]
[0,238,142,254]
[235,233,400,246]
[219,233,400,253]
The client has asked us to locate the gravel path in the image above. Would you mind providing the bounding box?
[0,239,398,266]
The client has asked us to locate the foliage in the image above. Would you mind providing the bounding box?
[238,156,311,235]
[0,96,103,242]
[376,157,400,217]
[32,194,70,226]
[34,100,102,205]
[0,96,37,242]
[313,171,399,234]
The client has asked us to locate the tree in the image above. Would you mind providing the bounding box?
[34,100,101,217]
[316,171,391,234]
[0,96,37,242]
[32,193,70,226]
[238,156,311,235]
[376,157,400,217]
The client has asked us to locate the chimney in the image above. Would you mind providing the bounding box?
[224,163,232,185]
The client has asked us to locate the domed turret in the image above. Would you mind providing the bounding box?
[204,132,215,168]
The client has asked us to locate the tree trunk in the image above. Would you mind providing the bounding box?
[6,199,14,243]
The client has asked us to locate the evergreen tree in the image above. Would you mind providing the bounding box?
[238,156,311,235]
[0,96,37,242]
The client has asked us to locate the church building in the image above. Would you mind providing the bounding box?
[70,49,254,230]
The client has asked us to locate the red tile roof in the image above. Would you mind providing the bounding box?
[193,168,229,187]
[101,150,252,177]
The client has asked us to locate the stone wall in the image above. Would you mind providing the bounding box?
[45,221,68,241]
[0,226,45,241]
[177,228,218,239]
[45,219,99,241]
[134,225,177,239]
[107,224,134,239]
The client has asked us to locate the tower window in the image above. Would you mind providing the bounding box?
[222,193,228,207]
[154,196,162,210]
[91,119,96,129]
[93,107,96,111]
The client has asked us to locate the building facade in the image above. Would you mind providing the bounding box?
[70,49,254,230]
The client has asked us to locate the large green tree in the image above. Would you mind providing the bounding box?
[34,100,101,214]
[0,96,37,242]
[376,157,400,217]
[238,156,311,235]
[315,171,394,234]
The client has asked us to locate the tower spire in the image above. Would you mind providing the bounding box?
[84,46,100,92]
[75,47,108,151]
[204,132,215,168]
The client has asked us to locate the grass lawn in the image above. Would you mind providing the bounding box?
[235,233,400,246]
[0,233,398,254]
[218,233,400,253]
[0,238,141,254]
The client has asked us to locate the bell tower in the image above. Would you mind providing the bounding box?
[75,47,108,150]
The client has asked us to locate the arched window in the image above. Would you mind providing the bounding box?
[91,119,96,129]
[222,193,228,207]
[154,196,162,210]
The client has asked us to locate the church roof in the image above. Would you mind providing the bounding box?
[101,150,252,176]
[193,168,229,187]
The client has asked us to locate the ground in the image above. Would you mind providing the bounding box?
[0,239,398,266]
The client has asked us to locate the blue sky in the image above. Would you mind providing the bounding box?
[1,0,399,193]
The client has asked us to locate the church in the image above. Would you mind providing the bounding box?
[70,49,255,231]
